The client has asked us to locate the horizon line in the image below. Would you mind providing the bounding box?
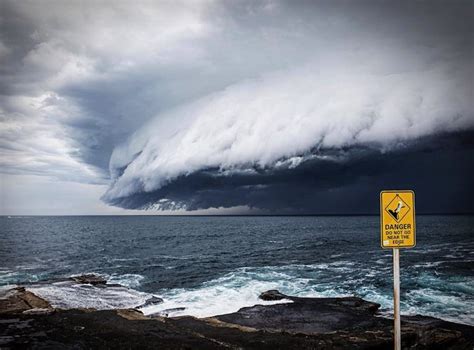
[1,213,473,217]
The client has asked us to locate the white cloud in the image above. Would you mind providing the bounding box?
[11,0,213,78]
[0,93,106,183]
[105,51,473,201]
[0,0,216,186]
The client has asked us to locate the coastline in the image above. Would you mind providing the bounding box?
[1,276,473,349]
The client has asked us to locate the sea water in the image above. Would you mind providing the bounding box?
[0,215,472,324]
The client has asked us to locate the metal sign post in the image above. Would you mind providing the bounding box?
[393,248,401,350]
[380,190,416,350]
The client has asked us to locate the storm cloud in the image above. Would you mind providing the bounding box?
[1,0,473,214]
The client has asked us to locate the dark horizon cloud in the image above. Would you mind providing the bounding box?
[104,131,474,214]
[0,0,473,214]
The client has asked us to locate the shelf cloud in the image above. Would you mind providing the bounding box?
[101,1,473,212]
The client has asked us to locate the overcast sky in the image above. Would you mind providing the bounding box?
[0,0,473,215]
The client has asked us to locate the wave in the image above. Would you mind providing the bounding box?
[405,287,474,325]
[139,269,297,318]
[140,263,360,317]
[3,263,473,325]
[106,273,144,288]
[0,270,49,286]
[142,264,474,324]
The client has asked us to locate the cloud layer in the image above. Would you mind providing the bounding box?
[1,0,213,183]
[102,1,473,211]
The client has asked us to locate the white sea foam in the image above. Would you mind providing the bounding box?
[0,284,18,297]
[140,264,348,318]
[405,288,474,325]
[139,264,474,325]
[140,280,293,318]
[26,273,151,310]
[410,261,445,269]
[107,274,144,288]
[0,271,46,285]
[4,262,472,325]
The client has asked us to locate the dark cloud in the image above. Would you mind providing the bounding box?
[104,132,474,214]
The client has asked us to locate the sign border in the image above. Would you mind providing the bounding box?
[380,190,416,249]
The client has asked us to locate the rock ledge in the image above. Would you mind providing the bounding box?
[0,288,472,349]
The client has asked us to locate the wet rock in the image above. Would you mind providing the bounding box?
[0,336,15,346]
[0,288,472,349]
[70,274,107,285]
[117,309,149,320]
[258,289,288,301]
[0,309,223,349]
[146,296,164,305]
[136,296,164,309]
[149,307,185,317]
[336,296,380,313]
[216,294,383,334]
[22,308,54,315]
[0,287,52,315]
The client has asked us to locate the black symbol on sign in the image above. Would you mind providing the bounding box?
[385,194,410,222]
[388,201,404,220]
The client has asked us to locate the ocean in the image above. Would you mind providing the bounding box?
[1,215,472,325]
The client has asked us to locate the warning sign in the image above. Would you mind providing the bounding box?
[380,190,416,248]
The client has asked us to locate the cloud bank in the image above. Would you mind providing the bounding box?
[102,1,473,212]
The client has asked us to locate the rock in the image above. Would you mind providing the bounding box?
[258,289,288,301]
[336,296,380,313]
[146,296,164,305]
[0,288,472,349]
[117,309,149,320]
[216,295,383,334]
[70,274,107,285]
[136,296,164,309]
[22,308,54,315]
[0,287,52,315]
[0,336,15,346]
[149,307,185,317]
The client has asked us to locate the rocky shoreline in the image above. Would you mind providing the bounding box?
[1,276,473,349]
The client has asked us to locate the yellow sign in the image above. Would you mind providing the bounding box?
[380,190,416,248]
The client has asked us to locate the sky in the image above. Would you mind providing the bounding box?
[0,0,473,215]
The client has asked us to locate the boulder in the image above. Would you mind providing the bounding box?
[258,289,289,301]
[0,287,52,314]
[70,274,107,285]
[136,296,164,309]
[216,295,383,334]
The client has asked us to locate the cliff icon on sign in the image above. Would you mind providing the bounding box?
[388,201,404,220]
[385,194,410,222]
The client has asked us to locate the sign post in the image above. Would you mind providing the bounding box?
[393,248,400,350]
[380,190,416,350]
